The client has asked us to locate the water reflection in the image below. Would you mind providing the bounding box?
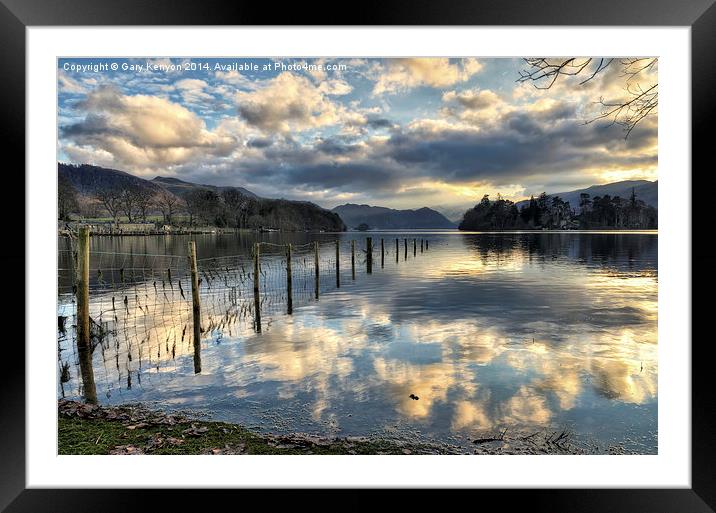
[58,232,657,453]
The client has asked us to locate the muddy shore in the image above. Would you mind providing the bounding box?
[58,400,636,455]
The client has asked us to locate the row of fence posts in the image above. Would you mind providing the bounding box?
[71,227,430,386]
[242,237,429,333]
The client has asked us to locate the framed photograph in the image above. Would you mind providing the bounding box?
[4,0,714,510]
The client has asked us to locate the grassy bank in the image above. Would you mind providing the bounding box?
[58,400,608,455]
[58,400,444,455]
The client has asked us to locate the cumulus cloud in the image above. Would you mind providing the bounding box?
[174,78,214,104]
[58,71,89,94]
[62,86,237,173]
[318,79,353,96]
[214,69,256,90]
[441,88,513,125]
[373,58,483,95]
[235,72,363,133]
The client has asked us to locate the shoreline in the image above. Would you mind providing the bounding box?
[57,228,658,237]
[58,400,635,455]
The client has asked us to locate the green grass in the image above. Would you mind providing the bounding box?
[58,413,431,455]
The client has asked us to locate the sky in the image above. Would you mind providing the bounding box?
[57,57,657,216]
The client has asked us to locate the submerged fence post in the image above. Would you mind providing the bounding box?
[396,238,399,263]
[66,234,76,287]
[77,226,91,353]
[188,240,203,372]
[76,226,97,404]
[421,239,424,253]
[381,238,385,268]
[426,239,429,251]
[351,240,356,280]
[335,240,340,288]
[253,242,262,332]
[286,243,293,315]
[366,237,373,274]
[404,238,408,261]
[314,241,320,299]
[413,238,417,257]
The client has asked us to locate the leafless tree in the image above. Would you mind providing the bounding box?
[134,187,155,222]
[155,190,180,225]
[222,189,252,229]
[120,187,140,223]
[58,174,79,221]
[517,57,657,138]
[95,188,123,224]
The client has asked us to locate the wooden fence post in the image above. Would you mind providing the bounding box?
[188,240,203,372]
[366,237,373,274]
[76,226,97,403]
[335,240,340,288]
[314,241,320,299]
[404,238,408,260]
[351,240,356,280]
[286,243,293,314]
[421,239,424,253]
[413,238,417,257]
[381,238,385,268]
[426,239,429,251]
[66,235,76,286]
[253,242,262,332]
[395,238,399,263]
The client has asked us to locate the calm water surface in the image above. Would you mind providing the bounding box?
[58,231,658,453]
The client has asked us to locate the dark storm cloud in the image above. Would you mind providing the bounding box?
[315,138,361,156]
[61,113,116,138]
[283,162,400,190]
[380,114,657,187]
[246,137,274,148]
[366,117,395,129]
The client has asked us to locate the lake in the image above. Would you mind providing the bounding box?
[57,231,658,454]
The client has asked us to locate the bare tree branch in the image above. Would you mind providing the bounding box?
[517,57,658,139]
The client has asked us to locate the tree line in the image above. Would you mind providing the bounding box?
[458,189,657,231]
[58,175,345,231]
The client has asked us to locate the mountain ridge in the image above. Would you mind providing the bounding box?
[332,203,456,230]
[152,176,259,199]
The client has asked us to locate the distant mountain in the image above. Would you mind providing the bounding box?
[332,203,456,229]
[152,176,258,199]
[515,180,658,212]
[432,205,473,224]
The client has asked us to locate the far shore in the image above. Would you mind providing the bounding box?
[57,225,658,237]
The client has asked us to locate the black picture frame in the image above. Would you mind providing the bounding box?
[3,1,713,510]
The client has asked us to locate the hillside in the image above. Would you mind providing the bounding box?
[59,163,166,196]
[515,180,658,212]
[332,204,456,230]
[58,163,345,232]
[152,176,258,199]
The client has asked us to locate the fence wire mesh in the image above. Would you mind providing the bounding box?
[57,235,430,402]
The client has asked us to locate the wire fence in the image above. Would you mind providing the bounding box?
[57,233,431,403]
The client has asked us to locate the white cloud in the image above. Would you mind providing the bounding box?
[373,58,483,95]
[174,78,214,104]
[214,69,256,90]
[58,71,88,94]
[318,79,353,96]
[235,72,364,133]
[64,86,237,173]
